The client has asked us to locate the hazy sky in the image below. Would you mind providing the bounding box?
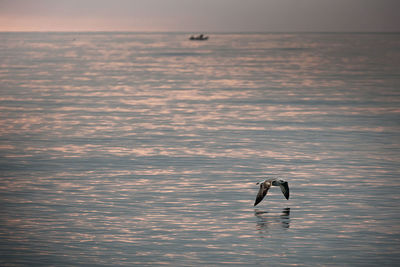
[1,0,399,32]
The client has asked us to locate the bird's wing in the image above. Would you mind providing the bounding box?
[254,182,271,206]
[279,181,289,200]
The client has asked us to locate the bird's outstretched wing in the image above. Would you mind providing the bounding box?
[254,182,271,206]
[279,181,289,200]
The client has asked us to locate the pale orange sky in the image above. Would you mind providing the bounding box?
[1,0,399,32]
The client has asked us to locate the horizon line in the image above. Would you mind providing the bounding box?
[1,30,399,34]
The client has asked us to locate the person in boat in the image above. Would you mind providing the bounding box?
[189,34,208,40]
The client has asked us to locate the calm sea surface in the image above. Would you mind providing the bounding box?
[1,32,399,266]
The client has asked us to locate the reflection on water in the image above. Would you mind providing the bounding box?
[255,208,291,235]
[0,32,400,266]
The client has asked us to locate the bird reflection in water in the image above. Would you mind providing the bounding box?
[255,208,290,235]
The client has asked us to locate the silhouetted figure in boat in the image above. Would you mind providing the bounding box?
[189,34,209,41]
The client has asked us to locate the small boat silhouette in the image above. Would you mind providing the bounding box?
[189,34,209,41]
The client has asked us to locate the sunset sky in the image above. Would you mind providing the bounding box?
[1,0,399,32]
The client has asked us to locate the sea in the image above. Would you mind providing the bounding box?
[0,32,399,266]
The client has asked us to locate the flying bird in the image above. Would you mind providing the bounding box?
[254,178,289,206]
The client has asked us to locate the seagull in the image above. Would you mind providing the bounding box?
[254,178,289,206]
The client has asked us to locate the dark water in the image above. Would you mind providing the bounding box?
[0,32,399,266]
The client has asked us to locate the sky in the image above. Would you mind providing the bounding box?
[0,0,399,32]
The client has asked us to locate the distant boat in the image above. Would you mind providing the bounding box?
[189,34,209,41]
